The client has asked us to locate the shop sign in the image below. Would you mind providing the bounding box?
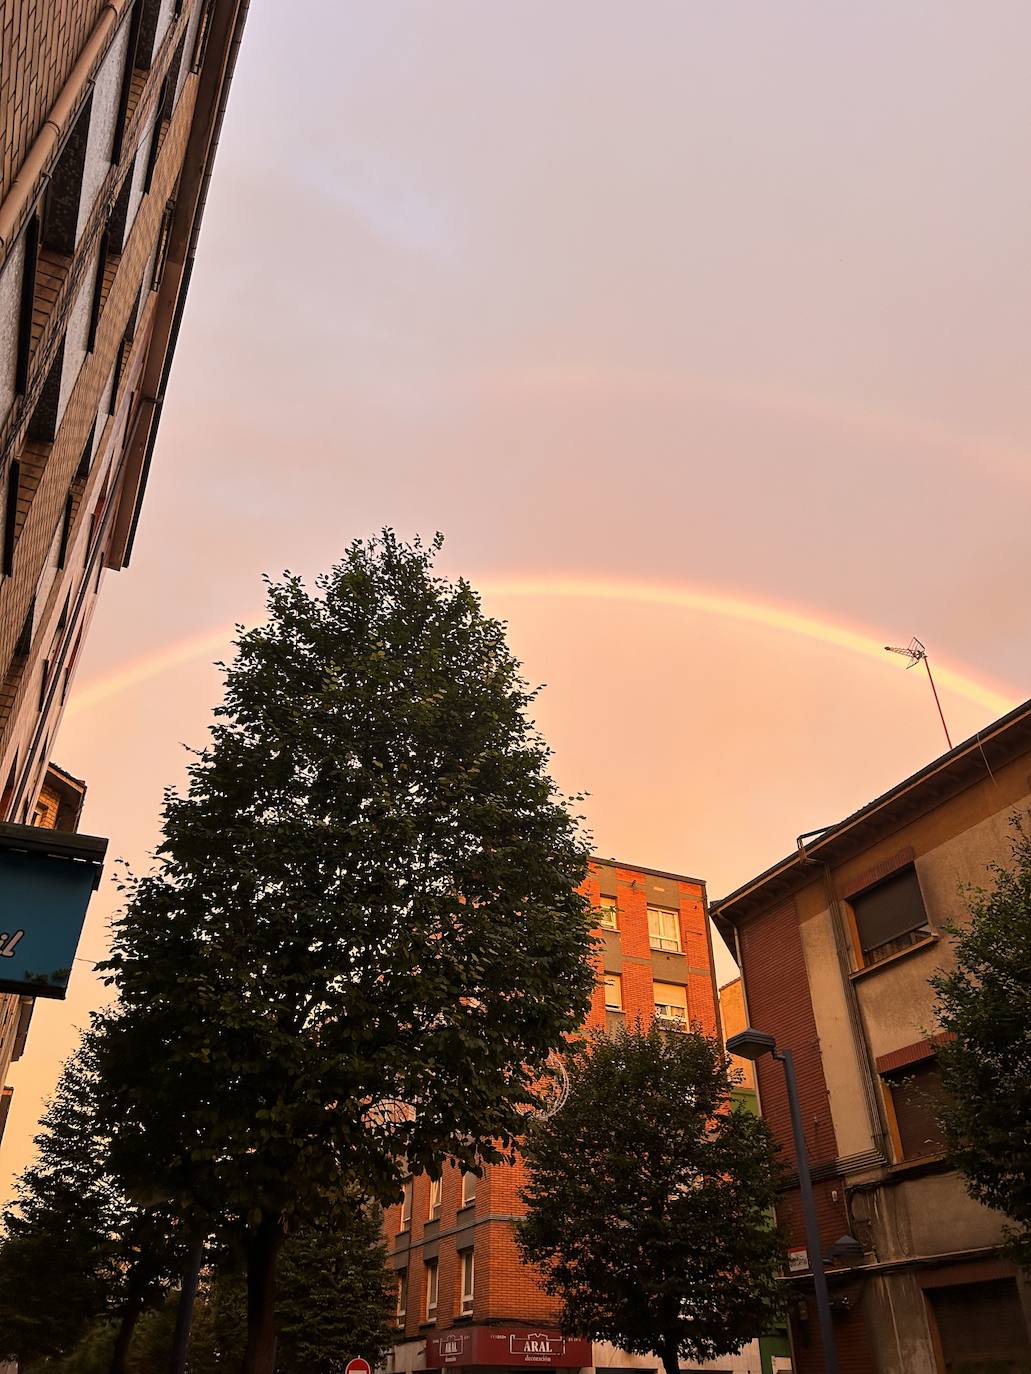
[426,1326,592,1368]
[0,827,106,1000]
[787,1246,810,1274]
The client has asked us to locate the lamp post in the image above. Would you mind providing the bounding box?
[725,1028,840,1374]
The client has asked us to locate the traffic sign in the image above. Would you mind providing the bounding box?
[346,1359,372,1374]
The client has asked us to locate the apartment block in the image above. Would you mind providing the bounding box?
[385,859,773,1374]
[0,0,247,826]
[714,699,1031,1373]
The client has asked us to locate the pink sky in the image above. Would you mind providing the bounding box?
[3,1,1029,1200]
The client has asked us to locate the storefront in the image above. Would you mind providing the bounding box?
[425,1326,593,1374]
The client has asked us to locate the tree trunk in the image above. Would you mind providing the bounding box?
[241,1212,284,1374]
[660,1334,680,1374]
[168,1234,206,1374]
[109,1292,145,1374]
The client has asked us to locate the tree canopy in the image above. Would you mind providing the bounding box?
[0,1024,179,1369]
[517,1022,785,1374]
[96,531,598,1369]
[931,814,1031,1267]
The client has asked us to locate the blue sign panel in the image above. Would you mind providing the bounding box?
[0,848,101,999]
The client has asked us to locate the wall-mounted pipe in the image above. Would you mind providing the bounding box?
[0,0,134,260]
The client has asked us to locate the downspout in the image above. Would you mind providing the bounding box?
[123,0,250,564]
[0,1,135,259]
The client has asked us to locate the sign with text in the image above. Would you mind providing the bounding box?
[425,1326,592,1368]
[0,827,105,999]
[787,1246,810,1274]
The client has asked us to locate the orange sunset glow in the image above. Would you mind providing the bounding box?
[1,0,1028,1228]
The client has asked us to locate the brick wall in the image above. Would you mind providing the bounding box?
[387,859,721,1350]
[0,1,110,198]
[739,900,875,1373]
[0,1,205,819]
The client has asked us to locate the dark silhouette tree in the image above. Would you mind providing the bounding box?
[518,1022,785,1374]
[932,814,1031,1266]
[0,1025,179,1371]
[97,531,597,1374]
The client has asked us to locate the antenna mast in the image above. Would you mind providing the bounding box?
[884,637,952,749]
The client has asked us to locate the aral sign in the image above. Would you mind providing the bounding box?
[425,1326,592,1369]
[0,825,106,999]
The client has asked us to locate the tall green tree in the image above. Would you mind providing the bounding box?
[518,1023,785,1374]
[98,531,597,1374]
[931,814,1031,1266]
[0,1026,178,1371]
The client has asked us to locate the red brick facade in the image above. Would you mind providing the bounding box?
[386,859,717,1368]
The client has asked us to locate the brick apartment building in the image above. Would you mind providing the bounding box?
[713,698,1031,1374]
[0,0,247,1086]
[385,858,771,1374]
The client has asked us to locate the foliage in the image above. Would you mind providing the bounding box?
[931,813,1031,1267]
[0,1026,177,1365]
[517,1022,785,1374]
[96,531,597,1366]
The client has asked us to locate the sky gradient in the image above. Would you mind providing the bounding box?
[3,1,1029,1200]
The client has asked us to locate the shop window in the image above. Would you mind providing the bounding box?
[460,1170,476,1208]
[648,905,680,952]
[926,1277,1031,1371]
[427,1175,442,1220]
[458,1249,474,1316]
[653,980,688,1026]
[424,1260,438,1321]
[598,894,618,930]
[604,974,622,1010]
[884,1060,946,1162]
[850,867,931,967]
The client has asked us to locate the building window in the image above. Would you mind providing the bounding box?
[648,906,681,952]
[883,1060,946,1162]
[653,980,688,1026]
[428,1175,442,1220]
[459,1249,474,1316]
[41,96,93,255]
[598,894,618,930]
[424,1260,438,1321]
[395,1269,407,1326]
[460,1170,477,1208]
[604,974,623,1010]
[850,867,931,967]
[399,1178,412,1231]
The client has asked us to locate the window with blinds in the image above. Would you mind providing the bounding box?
[850,867,931,966]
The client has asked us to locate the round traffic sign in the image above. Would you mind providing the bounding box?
[345,1360,372,1374]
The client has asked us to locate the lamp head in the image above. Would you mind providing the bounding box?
[725,1028,778,1061]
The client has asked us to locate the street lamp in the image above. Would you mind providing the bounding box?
[725,1027,840,1374]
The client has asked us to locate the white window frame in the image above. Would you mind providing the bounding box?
[459,1248,474,1315]
[653,981,688,1024]
[425,1260,438,1320]
[428,1174,442,1219]
[604,974,623,1010]
[598,895,618,930]
[461,1170,477,1207]
[400,1178,412,1230]
[648,905,681,952]
[396,1268,407,1323]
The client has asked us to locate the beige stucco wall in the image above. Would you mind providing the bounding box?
[792,755,1030,1165]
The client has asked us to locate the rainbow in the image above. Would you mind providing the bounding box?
[65,576,1017,719]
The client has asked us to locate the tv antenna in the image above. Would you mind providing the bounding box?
[884,637,952,749]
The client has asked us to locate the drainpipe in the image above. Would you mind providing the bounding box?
[0,1,135,259]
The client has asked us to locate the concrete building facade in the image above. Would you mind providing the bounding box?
[713,700,1031,1374]
[384,858,773,1374]
[0,0,247,827]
